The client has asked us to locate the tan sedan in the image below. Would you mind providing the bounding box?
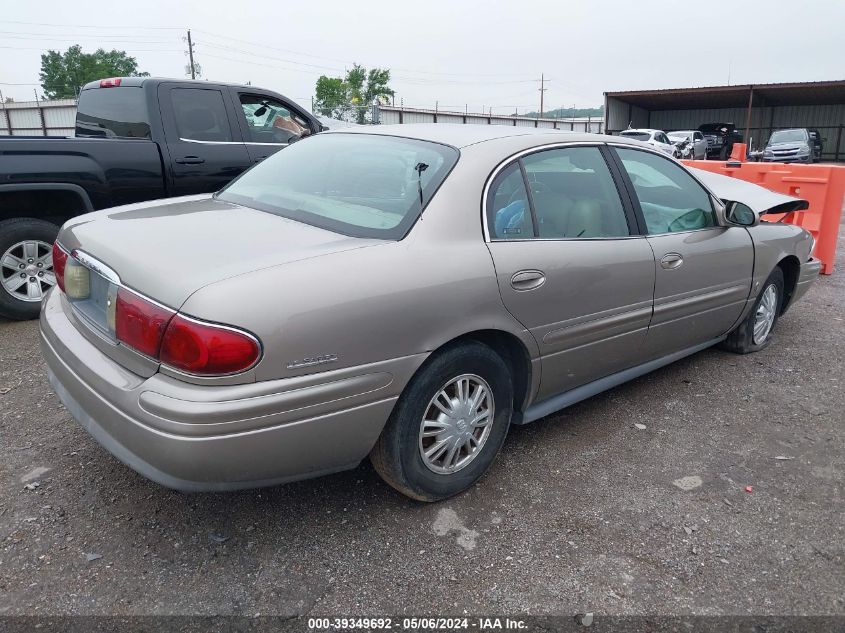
[40,125,820,500]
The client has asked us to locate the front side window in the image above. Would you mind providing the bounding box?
[170,88,232,142]
[238,94,312,144]
[615,147,715,234]
[218,133,457,239]
[488,146,630,240]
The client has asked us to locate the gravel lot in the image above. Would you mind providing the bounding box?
[0,224,842,620]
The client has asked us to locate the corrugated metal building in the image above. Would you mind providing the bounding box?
[0,98,77,136]
[605,80,845,162]
[376,105,604,133]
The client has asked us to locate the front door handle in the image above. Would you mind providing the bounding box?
[175,156,206,164]
[511,270,546,291]
[660,253,684,270]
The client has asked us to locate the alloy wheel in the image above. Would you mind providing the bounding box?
[1,240,55,302]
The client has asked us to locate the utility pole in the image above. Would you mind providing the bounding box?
[187,29,196,80]
[538,74,548,118]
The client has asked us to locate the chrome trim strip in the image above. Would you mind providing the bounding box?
[178,137,289,147]
[70,249,121,284]
[179,138,243,145]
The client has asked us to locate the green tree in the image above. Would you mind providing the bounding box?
[313,64,394,124]
[314,76,349,119]
[39,45,149,99]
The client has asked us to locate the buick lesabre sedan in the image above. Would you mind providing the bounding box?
[40,125,820,501]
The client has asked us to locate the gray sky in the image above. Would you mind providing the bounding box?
[1,0,843,114]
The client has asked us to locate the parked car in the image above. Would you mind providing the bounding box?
[41,125,820,501]
[0,77,324,320]
[668,130,707,159]
[762,128,823,163]
[618,129,678,157]
[698,122,744,159]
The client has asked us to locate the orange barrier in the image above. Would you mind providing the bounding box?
[683,150,845,274]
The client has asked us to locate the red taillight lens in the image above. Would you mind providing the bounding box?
[160,315,261,376]
[52,242,69,292]
[99,78,121,87]
[114,288,175,358]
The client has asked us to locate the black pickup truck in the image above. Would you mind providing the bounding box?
[0,77,323,319]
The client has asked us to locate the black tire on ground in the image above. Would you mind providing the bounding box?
[370,341,514,502]
[720,267,785,354]
[0,218,60,321]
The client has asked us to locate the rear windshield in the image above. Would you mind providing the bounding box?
[619,131,651,141]
[217,133,459,239]
[769,129,807,144]
[75,87,151,139]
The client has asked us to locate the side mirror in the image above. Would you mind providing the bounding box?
[725,201,758,227]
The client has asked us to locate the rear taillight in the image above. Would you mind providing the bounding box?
[99,78,122,87]
[115,287,175,358]
[160,314,261,376]
[52,242,68,292]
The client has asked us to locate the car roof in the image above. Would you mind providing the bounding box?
[330,123,623,148]
[620,129,660,134]
[81,76,260,91]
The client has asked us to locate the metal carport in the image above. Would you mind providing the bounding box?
[604,80,845,162]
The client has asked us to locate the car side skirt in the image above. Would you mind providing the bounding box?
[517,336,726,425]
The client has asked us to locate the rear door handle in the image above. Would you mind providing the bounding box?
[511,270,546,291]
[175,156,206,164]
[660,253,684,270]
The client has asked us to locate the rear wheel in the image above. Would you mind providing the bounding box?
[370,341,513,501]
[721,268,784,354]
[0,218,60,320]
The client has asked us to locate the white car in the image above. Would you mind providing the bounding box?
[619,129,678,157]
[668,130,707,160]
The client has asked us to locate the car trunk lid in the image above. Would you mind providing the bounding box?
[58,194,382,309]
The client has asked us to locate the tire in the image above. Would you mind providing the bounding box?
[370,341,513,501]
[720,267,785,354]
[0,218,60,320]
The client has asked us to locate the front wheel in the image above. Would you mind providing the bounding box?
[370,341,513,501]
[720,267,784,354]
[0,218,60,320]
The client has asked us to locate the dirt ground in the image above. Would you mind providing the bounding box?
[0,225,842,621]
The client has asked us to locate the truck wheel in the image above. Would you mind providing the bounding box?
[0,218,60,320]
[720,268,784,354]
[370,341,513,501]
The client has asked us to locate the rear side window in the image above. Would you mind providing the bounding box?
[488,147,630,240]
[487,163,531,239]
[170,88,232,142]
[75,87,151,139]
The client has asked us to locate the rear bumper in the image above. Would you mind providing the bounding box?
[40,289,420,491]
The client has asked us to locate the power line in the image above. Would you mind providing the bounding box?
[0,19,182,30]
[0,44,182,52]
